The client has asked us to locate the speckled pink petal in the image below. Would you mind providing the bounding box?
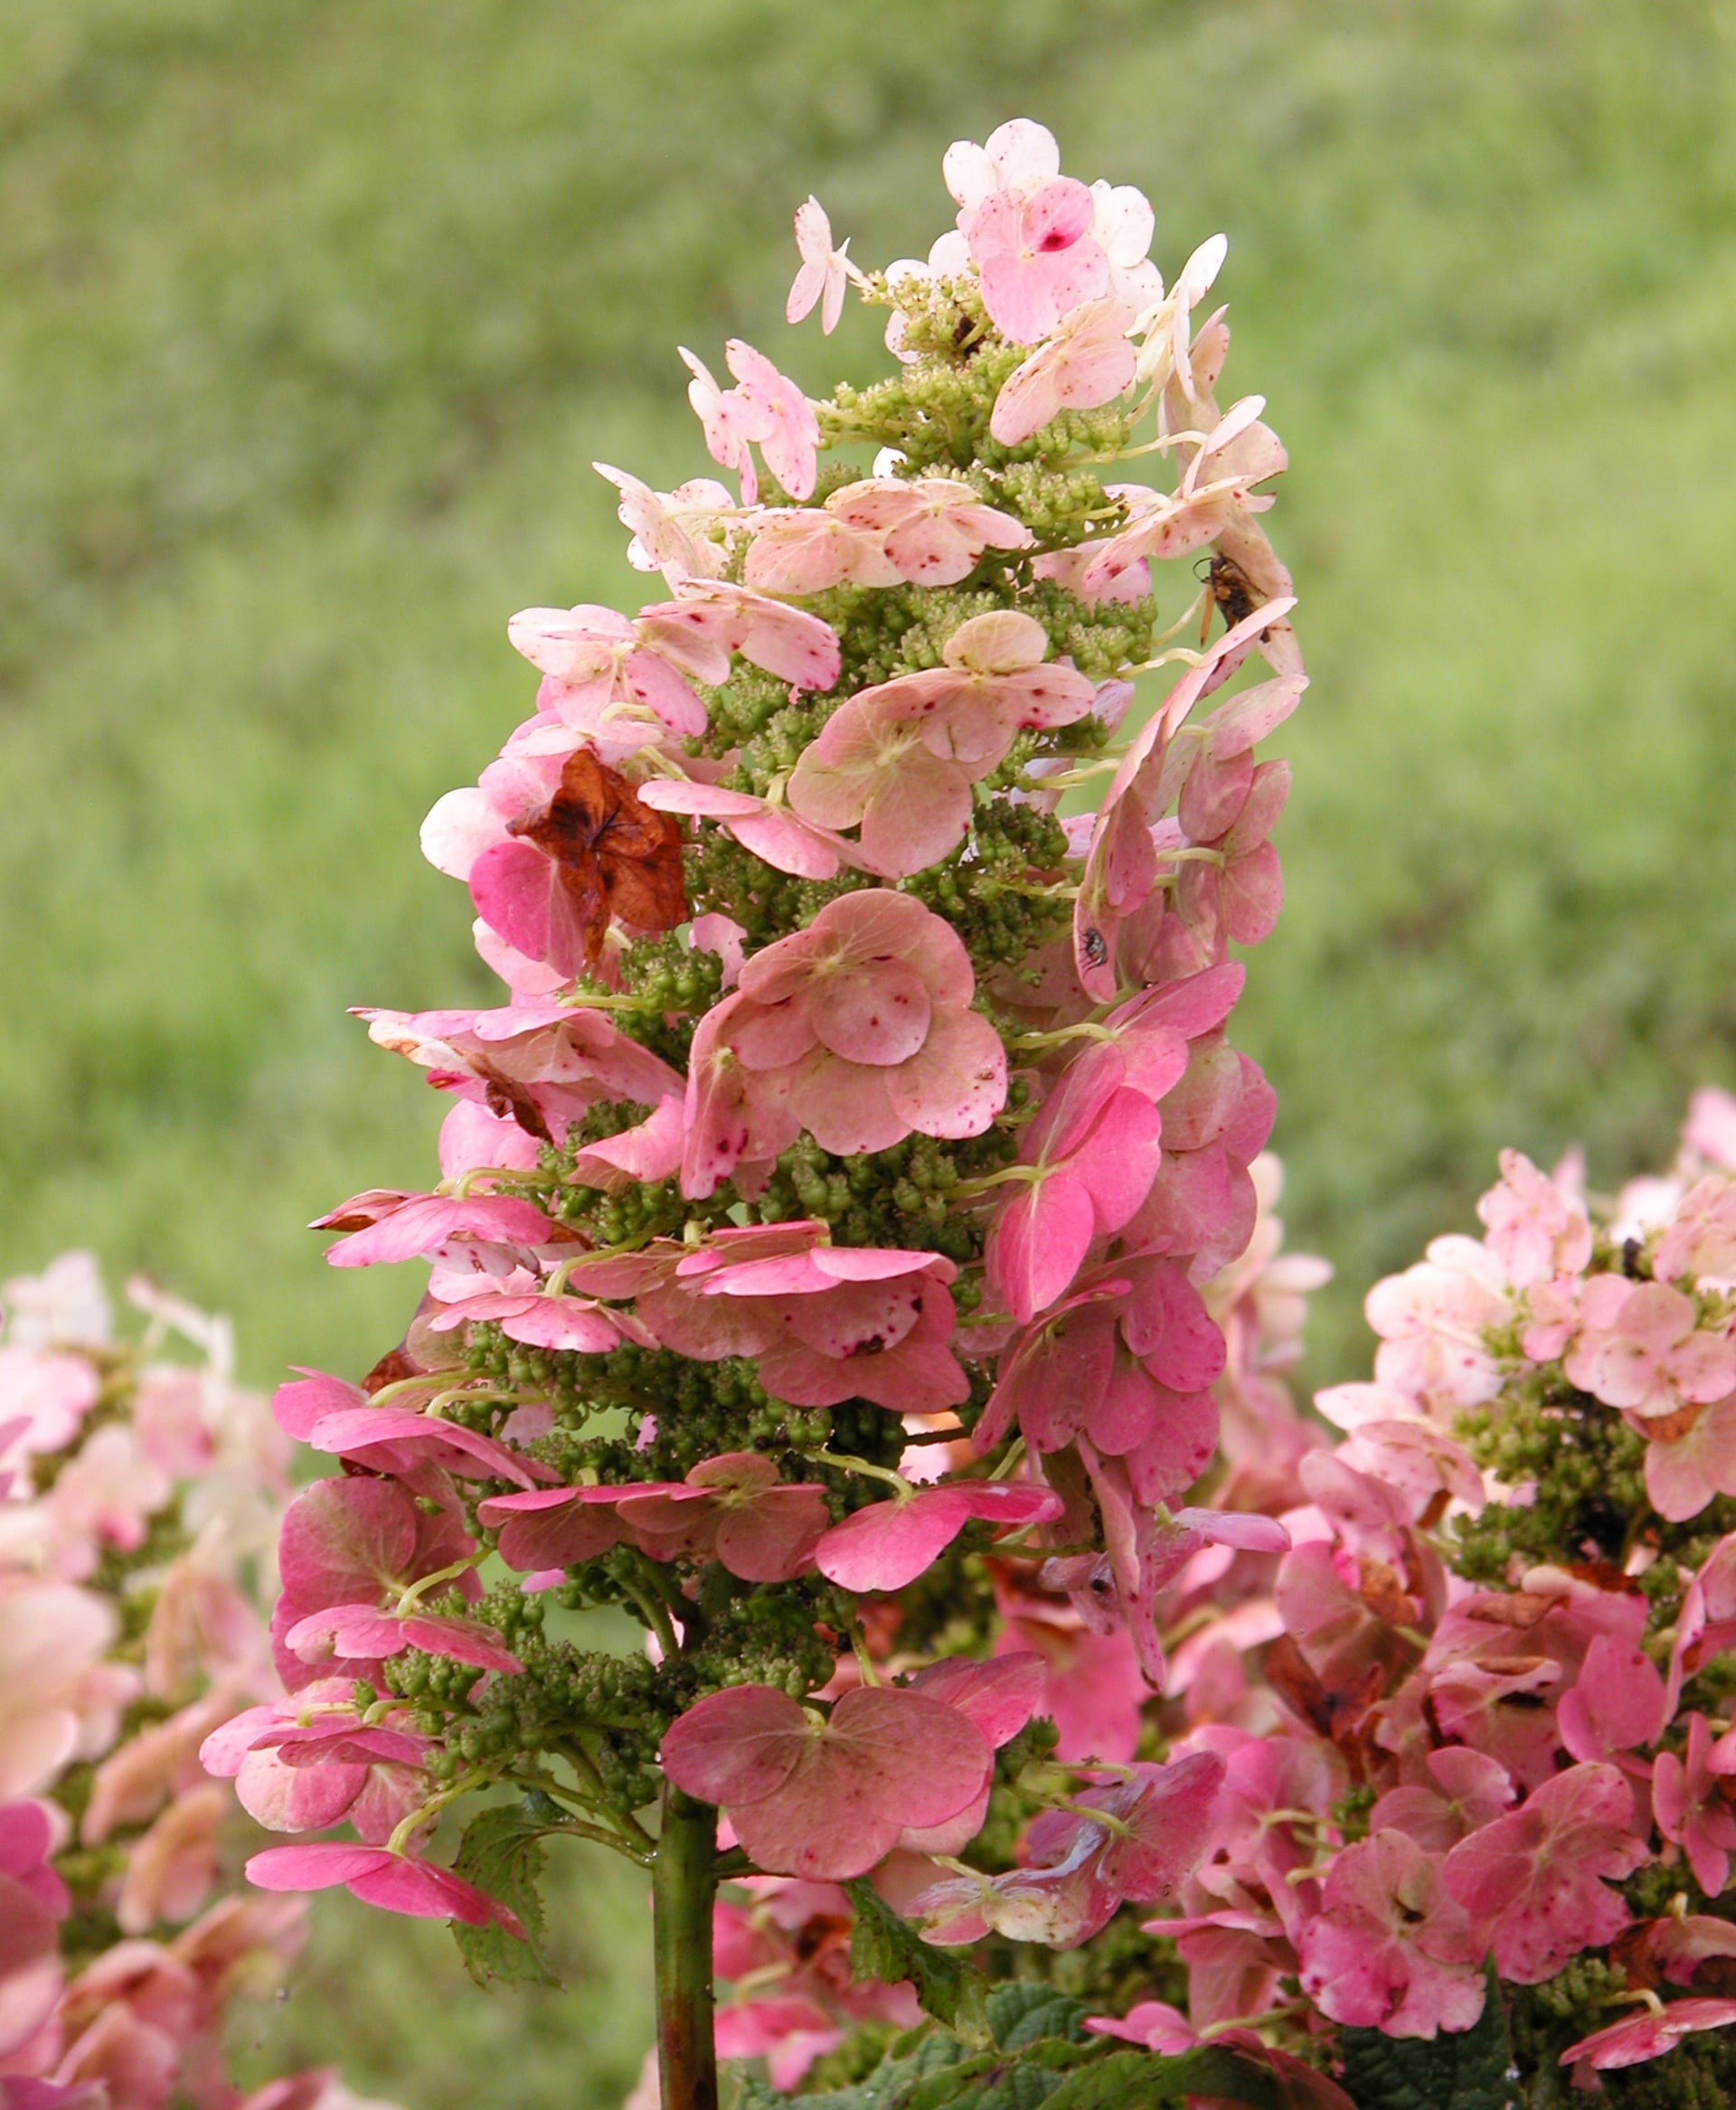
[307,1405,555,1488]
[479,1488,628,1573]
[813,959,932,1067]
[1123,1389,1220,1506]
[859,749,975,877]
[1070,1088,1164,1232]
[1441,1762,1646,1983]
[787,1051,905,1157]
[323,1191,554,1268]
[780,1276,924,1359]
[1558,1634,1669,1762]
[397,1615,523,1676]
[1122,1265,1226,1391]
[729,998,822,1071]
[622,647,709,737]
[885,1005,1007,1143]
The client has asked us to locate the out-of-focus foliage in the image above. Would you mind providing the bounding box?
[228,1843,655,2110]
[2,5,1734,2096]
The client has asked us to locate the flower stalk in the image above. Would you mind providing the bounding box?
[654,1786,721,2110]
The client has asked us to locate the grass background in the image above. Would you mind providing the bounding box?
[5,2,1736,2102]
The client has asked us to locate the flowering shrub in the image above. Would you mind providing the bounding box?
[210,114,1330,2110]
[0,1253,396,2110]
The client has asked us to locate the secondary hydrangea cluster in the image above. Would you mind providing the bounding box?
[1014,1093,1736,2106]
[0,1255,398,2110]
[221,119,1311,2110]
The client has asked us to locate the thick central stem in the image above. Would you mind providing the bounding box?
[653,1785,719,2110]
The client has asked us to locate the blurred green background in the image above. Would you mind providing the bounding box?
[5,0,1736,2101]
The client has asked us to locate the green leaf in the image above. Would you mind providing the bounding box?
[1337,1968,1520,2110]
[1039,2049,1184,2110]
[448,1800,561,1990]
[986,1983,1089,2052]
[1041,2042,1353,2110]
[778,2024,975,2109]
[844,1879,992,2048]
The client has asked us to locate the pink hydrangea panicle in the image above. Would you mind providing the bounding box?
[681,342,817,504]
[2,1251,112,1350]
[786,196,854,334]
[1476,1148,1593,1289]
[1440,1762,1647,1983]
[1684,1087,1736,1172]
[1652,1712,1736,1896]
[941,119,1108,344]
[659,1682,993,1880]
[1563,1276,1736,1419]
[983,1052,1165,1323]
[1656,1174,1736,1285]
[787,611,1092,876]
[1643,1393,1736,1521]
[0,1574,134,1800]
[0,1347,99,1480]
[680,890,1006,1193]
[989,299,1137,447]
[591,463,736,586]
[1561,2000,1736,2074]
[0,1799,69,2060]
[914,1750,1223,1950]
[1363,1237,1512,1418]
[1297,1829,1487,2038]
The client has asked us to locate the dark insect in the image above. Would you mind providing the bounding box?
[1080,926,1109,969]
[509,748,689,969]
[1621,1236,1646,1279]
[1197,551,1260,644]
[1574,1493,1628,1559]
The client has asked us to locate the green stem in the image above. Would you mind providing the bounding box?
[654,1785,719,2110]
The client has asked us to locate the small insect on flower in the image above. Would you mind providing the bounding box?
[1198,551,1259,644]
